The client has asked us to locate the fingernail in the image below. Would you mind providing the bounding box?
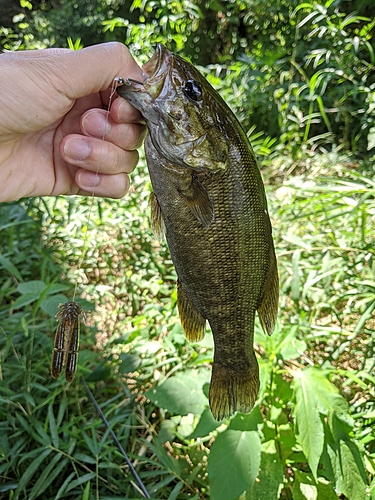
[82,111,111,137]
[78,171,100,189]
[64,138,91,160]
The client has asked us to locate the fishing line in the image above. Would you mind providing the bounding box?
[52,78,122,382]
[81,377,151,499]
[52,81,149,495]
[72,77,119,301]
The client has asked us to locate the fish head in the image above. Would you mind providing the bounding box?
[117,44,230,172]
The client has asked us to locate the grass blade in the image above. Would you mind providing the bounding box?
[14,447,52,500]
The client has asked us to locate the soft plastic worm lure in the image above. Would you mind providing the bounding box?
[51,301,86,382]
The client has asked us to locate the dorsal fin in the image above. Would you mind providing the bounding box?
[257,242,279,336]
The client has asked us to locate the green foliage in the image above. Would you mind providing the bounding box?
[1,0,375,498]
[207,429,261,500]
[2,0,374,154]
[1,153,374,498]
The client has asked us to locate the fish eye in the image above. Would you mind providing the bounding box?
[184,80,202,102]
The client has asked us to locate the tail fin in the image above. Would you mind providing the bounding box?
[208,359,259,420]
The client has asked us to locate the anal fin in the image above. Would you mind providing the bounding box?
[177,280,206,342]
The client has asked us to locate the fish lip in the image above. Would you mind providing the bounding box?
[117,45,171,98]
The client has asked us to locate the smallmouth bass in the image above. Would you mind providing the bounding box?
[117,45,279,420]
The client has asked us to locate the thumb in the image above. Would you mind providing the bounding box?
[54,42,144,99]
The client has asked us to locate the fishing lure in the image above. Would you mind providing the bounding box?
[51,301,86,382]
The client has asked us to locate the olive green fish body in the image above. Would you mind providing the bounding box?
[117,45,278,420]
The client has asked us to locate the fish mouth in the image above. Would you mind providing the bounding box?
[143,44,171,81]
[117,44,171,98]
[142,44,172,97]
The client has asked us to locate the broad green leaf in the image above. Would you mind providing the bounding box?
[293,368,353,433]
[280,337,307,360]
[11,293,40,310]
[294,481,317,500]
[189,408,221,438]
[177,414,195,437]
[327,439,368,500]
[17,280,46,295]
[291,369,325,480]
[292,471,338,500]
[208,429,261,500]
[46,283,70,295]
[40,294,69,317]
[228,406,263,431]
[246,452,283,499]
[145,369,210,415]
[316,477,340,499]
[159,420,177,443]
[118,353,141,373]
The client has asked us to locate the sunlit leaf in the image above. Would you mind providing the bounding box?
[327,439,367,500]
[17,280,46,295]
[189,408,221,438]
[246,452,283,499]
[208,429,261,500]
[145,369,210,415]
[291,369,325,480]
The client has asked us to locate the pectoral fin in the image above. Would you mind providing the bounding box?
[179,176,214,228]
[257,242,279,336]
[177,280,206,342]
[149,191,165,241]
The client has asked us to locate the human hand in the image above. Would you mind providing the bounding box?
[0,42,146,202]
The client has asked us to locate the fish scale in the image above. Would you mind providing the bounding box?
[117,44,279,420]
